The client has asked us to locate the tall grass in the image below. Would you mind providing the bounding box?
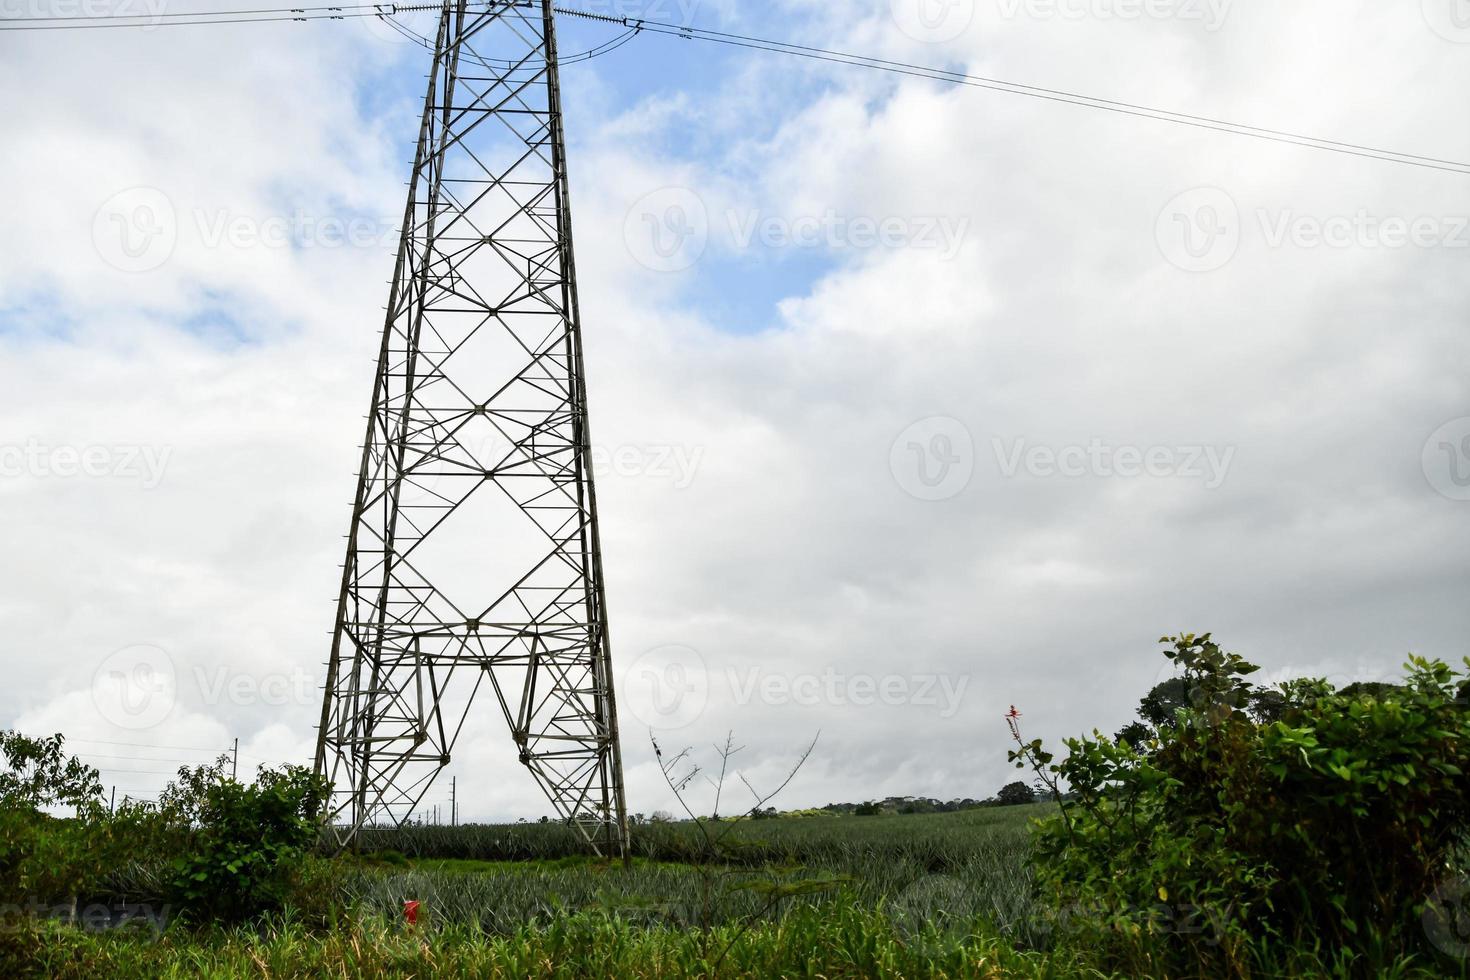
[14,899,1095,980]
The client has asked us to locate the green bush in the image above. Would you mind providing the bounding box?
[163,763,330,923]
[1012,633,1470,975]
[0,733,115,911]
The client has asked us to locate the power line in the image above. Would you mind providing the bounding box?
[377,11,638,67]
[4,2,364,21]
[2,2,1464,175]
[551,6,1470,176]
[67,737,228,753]
[0,2,446,31]
[0,12,378,32]
[71,751,211,763]
[1,3,640,67]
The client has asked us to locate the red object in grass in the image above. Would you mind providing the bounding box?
[403,900,421,925]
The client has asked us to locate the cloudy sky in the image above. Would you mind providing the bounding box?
[1,0,1467,821]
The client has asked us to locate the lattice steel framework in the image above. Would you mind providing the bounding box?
[315,0,628,856]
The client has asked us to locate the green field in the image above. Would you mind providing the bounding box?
[343,807,1044,939]
[15,806,1084,978]
[16,804,1464,978]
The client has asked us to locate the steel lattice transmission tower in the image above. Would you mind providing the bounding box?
[315,0,629,856]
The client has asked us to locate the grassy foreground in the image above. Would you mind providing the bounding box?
[9,805,1466,978]
[14,901,1091,980]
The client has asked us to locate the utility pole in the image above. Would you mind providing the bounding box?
[231,738,239,780]
[451,777,456,827]
[313,0,629,859]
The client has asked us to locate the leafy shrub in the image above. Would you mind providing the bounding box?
[0,733,103,814]
[163,762,330,923]
[0,733,113,911]
[1011,633,1470,975]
